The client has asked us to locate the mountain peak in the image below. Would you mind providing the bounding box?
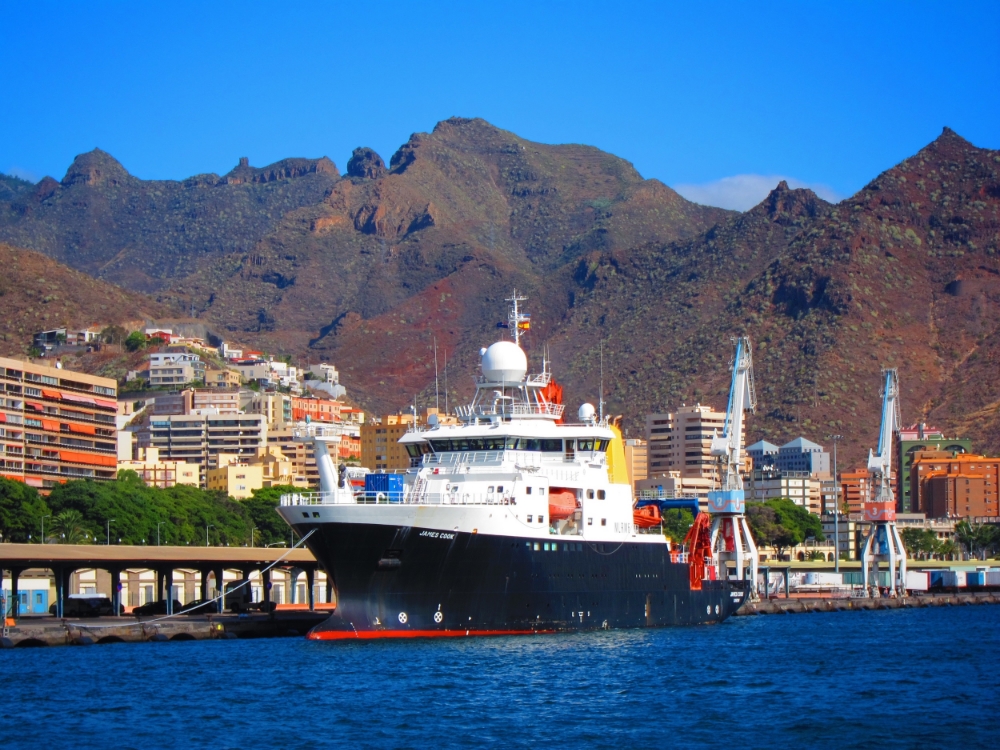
[346,148,386,180]
[61,148,131,187]
[749,180,829,223]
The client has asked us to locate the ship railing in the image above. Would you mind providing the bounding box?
[454,402,565,419]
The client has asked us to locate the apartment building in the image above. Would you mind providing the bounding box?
[153,388,240,416]
[645,404,735,480]
[624,438,648,489]
[292,395,342,423]
[745,468,822,514]
[910,451,1000,518]
[361,411,435,471]
[0,356,118,490]
[246,391,292,431]
[205,368,242,389]
[896,423,972,512]
[746,440,779,470]
[267,429,318,487]
[840,468,870,514]
[117,446,200,489]
[144,413,266,486]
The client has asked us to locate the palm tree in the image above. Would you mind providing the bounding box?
[51,509,91,544]
[954,520,990,561]
[937,539,958,561]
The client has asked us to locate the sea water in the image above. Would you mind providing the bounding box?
[5,605,998,749]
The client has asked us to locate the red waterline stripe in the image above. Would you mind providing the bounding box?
[308,628,554,641]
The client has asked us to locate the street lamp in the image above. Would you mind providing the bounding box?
[41,514,51,544]
[106,519,115,546]
[829,435,843,573]
[156,521,166,546]
[250,525,257,548]
[206,524,215,547]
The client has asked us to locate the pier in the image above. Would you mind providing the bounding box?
[0,543,326,618]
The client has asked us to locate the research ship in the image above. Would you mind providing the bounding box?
[278,295,750,639]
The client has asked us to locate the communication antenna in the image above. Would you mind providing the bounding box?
[434,337,440,411]
[443,348,449,413]
[599,341,605,422]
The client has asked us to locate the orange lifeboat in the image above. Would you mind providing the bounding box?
[633,504,662,528]
[548,488,577,521]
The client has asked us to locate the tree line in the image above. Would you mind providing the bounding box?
[0,473,296,547]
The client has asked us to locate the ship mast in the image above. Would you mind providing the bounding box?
[507,290,529,345]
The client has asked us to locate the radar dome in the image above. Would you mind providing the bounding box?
[578,403,596,423]
[481,341,528,383]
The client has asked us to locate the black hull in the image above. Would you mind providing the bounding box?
[291,521,750,639]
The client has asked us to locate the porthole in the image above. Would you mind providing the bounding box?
[398,612,408,624]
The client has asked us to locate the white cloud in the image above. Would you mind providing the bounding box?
[5,166,39,183]
[673,174,844,212]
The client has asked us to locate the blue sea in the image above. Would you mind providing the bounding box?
[5,605,998,749]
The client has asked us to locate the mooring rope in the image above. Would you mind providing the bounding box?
[66,530,316,631]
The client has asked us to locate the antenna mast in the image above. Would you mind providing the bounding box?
[506,290,529,345]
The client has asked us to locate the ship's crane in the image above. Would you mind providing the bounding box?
[861,368,907,597]
[707,336,759,597]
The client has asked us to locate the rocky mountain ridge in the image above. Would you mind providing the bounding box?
[1,122,998,467]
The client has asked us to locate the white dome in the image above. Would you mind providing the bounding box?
[481,341,527,383]
[578,403,596,423]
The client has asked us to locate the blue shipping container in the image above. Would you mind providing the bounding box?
[966,571,984,587]
[364,473,404,502]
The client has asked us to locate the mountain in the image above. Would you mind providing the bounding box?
[0,242,176,357]
[0,117,732,395]
[2,122,998,468]
[554,128,1000,466]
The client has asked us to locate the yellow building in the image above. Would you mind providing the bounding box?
[205,368,242,388]
[206,455,264,499]
[255,444,308,488]
[267,429,318,486]
[624,438,648,490]
[118,446,200,489]
[360,409,448,471]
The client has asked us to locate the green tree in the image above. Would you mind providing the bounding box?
[0,477,51,543]
[901,527,939,559]
[954,520,992,561]
[661,508,695,544]
[124,331,147,352]
[746,498,824,558]
[243,485,300,546]
[51,509,92,544]
[100,325,128,346]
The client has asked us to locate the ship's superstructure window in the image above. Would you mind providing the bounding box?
[597,490,606,499]
[527,515,533,522]
[426,437,567,453]
[526,487,532,495]
[586,489,595,499]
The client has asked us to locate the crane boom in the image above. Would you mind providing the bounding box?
[860,368,907,597]
[706,336,759,599]
[710,336,756,493]
[867,370,901,476]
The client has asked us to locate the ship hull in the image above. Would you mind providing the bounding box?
[288,519,750,639]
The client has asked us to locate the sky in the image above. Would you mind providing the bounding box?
[2,1,998,210]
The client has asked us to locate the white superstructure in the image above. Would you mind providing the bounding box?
[282,294,667,547]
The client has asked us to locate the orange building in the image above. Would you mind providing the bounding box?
[839,468,870,514]
[910,451,1000,519]
[291,395,342,423]
[1,356,118,491]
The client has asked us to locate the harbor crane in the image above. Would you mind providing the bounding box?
[861,368,907,597]
[708,336,759,598]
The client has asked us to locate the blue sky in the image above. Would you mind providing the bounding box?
[2,1,998,209]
